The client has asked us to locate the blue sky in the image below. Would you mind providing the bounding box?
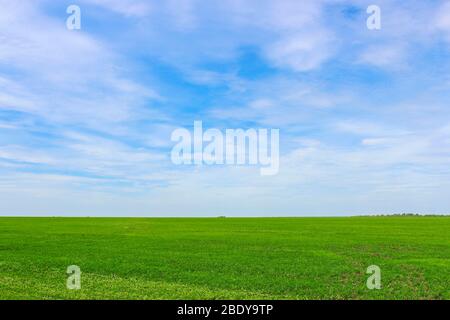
[1,0,450,216]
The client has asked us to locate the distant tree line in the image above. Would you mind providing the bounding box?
[364,213,449,217]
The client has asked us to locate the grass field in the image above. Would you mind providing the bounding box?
[0,217,449,300]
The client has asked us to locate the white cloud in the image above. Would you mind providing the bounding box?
[0,0,164,131]
[435,1,450,32]
[86,0,152,17]
[265,29,335,72]
[334,120,409,136]
[358,44,406,68]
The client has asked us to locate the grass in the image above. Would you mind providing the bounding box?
[0,217,449,300]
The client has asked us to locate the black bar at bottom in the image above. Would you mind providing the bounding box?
[0,300,447,318]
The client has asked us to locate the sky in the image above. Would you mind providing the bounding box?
[1,0,450,216]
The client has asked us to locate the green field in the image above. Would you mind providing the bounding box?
[0,217,449,300]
